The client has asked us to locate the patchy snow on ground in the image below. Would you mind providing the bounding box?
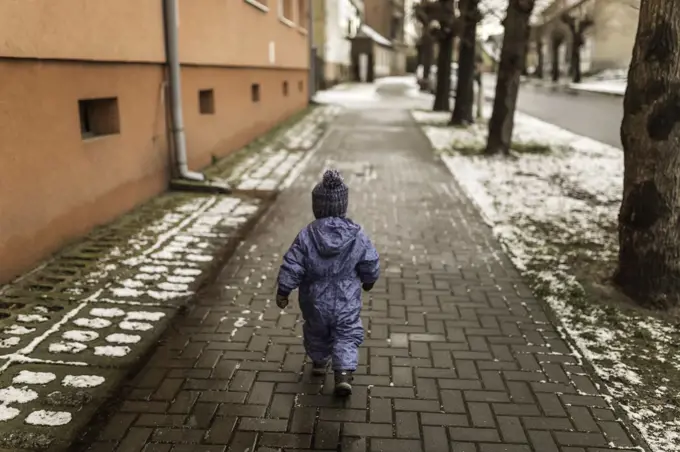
[62,375,105,388]
[25,410,72,426]
[414,108,680,452]
[570,80,626,96]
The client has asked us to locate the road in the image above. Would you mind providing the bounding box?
[482,75,624,149]
[517,83,624,149]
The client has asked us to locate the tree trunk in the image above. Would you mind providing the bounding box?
[421,33,434,91]
[485,0,535,155]
[433,32,454,111]
[451,0,479,125]
[551,38,561,82]
[535,38,544,78]
[615,0,680,309]
[571,38,582,83]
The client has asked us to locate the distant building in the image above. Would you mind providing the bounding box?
[532,0,640,77]
[312,0,364,89]
[363,0,407,74]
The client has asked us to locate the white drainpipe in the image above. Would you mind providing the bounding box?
[163,0,205,182]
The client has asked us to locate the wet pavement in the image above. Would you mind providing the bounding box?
[76,82,639,452]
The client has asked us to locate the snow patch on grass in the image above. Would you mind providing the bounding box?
[0,387,38,404]
[25,410,72,426]
[12,371,56,385]
[62,375,105,388]
[62,331,98,342]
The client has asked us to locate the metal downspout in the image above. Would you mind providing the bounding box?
[308,0,316,102]
[163,0,205,182]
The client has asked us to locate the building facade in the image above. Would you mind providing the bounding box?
[534,0,639,77]
[363,0,407,74]
[312,0,363,89]
[0,0,310,283]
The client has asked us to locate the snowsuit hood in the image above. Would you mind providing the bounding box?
[309,217,361,257]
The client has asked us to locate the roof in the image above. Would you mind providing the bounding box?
[359,24,393,47]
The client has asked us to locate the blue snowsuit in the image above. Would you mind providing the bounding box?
[277,217,380,371]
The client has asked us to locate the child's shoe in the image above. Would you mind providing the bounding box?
[312,361,329,376]
[334,371,353,397]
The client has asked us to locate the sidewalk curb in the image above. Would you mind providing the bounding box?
[520,78,625,98]
[566,85,625,98]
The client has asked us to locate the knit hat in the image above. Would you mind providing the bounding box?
[312,169,349,219]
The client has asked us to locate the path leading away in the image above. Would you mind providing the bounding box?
[79,87,639,452]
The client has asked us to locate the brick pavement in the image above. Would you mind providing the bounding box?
[78,105,641,452]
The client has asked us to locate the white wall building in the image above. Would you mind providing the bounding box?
[315,0,363,87]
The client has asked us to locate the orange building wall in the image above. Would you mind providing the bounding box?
[0,61,169,281]
[0,0,310,283]
[182,66,308,170]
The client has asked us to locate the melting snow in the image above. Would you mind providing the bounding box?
[12,371,56,385]
[0,337,20,348]
[49,342,87,354]
[0,406,19,421]
[125,311,165,321]
[25,410,72,426]
[94,345,130,357]
[167,275,194,284]
[106,333,141,344]
[140,265,168,274]
[157,282,188,292]
[4,325,35,335]
[0,386,39,404]
[186,254,212,262]
[17,315,49,323]
[73,318,112,329]
[111,287,142,298]
[174,268,201,276]
[90,308,126,318]
[62,331,98,342]
[62,375,105,388]
[119,321,153,331]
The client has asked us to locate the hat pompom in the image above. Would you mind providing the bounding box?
[322,169,344,189]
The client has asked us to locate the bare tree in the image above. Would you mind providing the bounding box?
[561,13,594,83]
[485,0,536,155]
[534,26,545,79]
[414,2,435,91]
[550,32,564,82]
[413,0,460,111]
[451,0,482,125]
[616,0,680,309]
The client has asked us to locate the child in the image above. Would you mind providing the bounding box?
[276,169,380,396]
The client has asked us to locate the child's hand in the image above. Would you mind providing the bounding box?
[276,294,289,309]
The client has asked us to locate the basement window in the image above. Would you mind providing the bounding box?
[283,81,289,96]
[78,97,120,139]
[199,89,215,115]
[298,80,304,92]
[251,83,261,102]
